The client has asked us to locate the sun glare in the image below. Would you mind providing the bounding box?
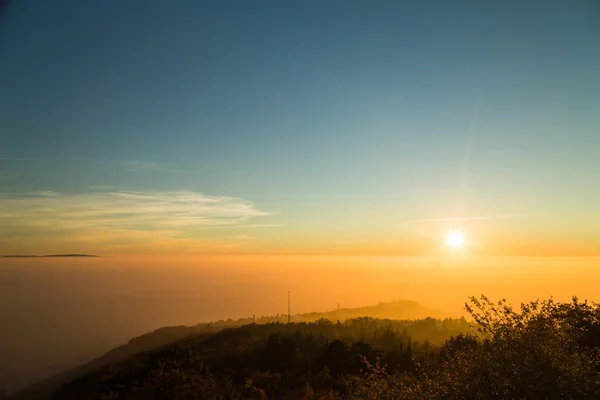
[446,230,465,249]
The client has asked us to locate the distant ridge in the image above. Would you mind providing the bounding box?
[1,254,100,258]
[10,299,455,399]
[295,299,450,322]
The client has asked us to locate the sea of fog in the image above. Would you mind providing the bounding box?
[1,255,599,394]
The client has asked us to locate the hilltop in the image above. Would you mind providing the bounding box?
[14,296,600,399]
[10,300,453,399]
[295,300,449,322]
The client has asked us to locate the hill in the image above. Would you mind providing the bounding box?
[10,300,452,399]
[295,300,449,322]
[43,317,471,400]
[19,296,600,399]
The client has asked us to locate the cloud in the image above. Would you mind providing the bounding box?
[237,224,284,228]
[229,235,260,240]
[0,190,271,251]
[402,214,532,224]
[0,157,177,173]
[98,160,169,173]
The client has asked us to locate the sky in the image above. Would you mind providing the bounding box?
[1,0,599,256]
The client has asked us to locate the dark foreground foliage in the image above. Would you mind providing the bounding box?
[51,297,600,399]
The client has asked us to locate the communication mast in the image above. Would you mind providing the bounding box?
[287,290,291,323]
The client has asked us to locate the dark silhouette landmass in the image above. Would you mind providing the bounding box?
[10,296,600,399]
[1,254,100,258]
[9,300,458,399]
[296,300,450,321]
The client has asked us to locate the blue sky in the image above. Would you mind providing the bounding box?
[1,1,599,255]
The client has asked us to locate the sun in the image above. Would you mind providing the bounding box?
[445,230,465,249]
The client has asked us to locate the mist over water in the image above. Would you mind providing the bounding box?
[1,256,599,393]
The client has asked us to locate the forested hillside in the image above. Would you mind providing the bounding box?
[52,316,469,400]
[10,301,453,399]
[50,297,600,399]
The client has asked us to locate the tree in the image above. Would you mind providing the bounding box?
[347,296,600,400]
[319,340,348,377]
[414,296,600,399]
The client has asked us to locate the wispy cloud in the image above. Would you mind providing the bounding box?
[0,157,179,173]
[237,224,285,228]
[229,235,261,240]
[0,190,271,251]
[402,214,532,224]
[96,160,171,173]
